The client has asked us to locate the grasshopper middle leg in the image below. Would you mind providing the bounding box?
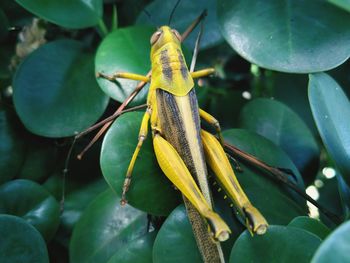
[121,108,151,205]
[97,71,150,83]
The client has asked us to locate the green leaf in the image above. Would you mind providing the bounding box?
[18,136,57,182]
[317,175,344,227]
[15,0,103,29]
[107,232,156,263]
[239,98,320,182]
[308,73,350,185]
[288,216,331,240]
[311,221,350,263]
[0,179,60,241]
[95,26,152,104]
[328,0,350,12]
[206,88,247,129]
[70,189,151,263]
[0,106,26,184]
[0,214,49,263]
[136,0,223,50]
[230,225,322,263]
[42,172,65,201]
[56,179,107,247]
[13,39,109,137]
[268,72,318,135]
[217,0,350,73]
[337,174,350,210]
[100,111,180,216]
[152,205,202,263]
[223,129,308,224]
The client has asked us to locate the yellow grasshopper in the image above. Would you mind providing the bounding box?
[97,25,268,262]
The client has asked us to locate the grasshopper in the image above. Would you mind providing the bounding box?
[96,20,268,263]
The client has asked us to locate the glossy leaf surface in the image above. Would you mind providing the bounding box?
[15,0,103,29]
[95,26,152,104]
[218,0,350,72]
[100,111,180,216]
[311,221,350,263]
[0,215,49,263]
[239,98,319,180]
[308,73,350,185]
[288,216,331,240]
[0,179,60,241]
[230,225,321,263]
[13,39,109,137]
[70,189,151,263]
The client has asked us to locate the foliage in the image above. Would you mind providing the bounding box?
[0,0,350,262]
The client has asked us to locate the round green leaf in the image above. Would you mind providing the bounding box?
[0,106,25,184]
[223,129,308,224]
[61,179,107,231]
[217,0,350,73]
[288,216,331,240]
[13,39,109,137]
[18,136,57,182]
[15,0,103,29]
[230,225,322,263]
[269,72,318,135]
[308,73,350,185]
[107,232,156,263]
[311,221,350,263]
[100,111,180,215]
[239,98,320,181]
[136,0,223,50]
[0,214,49,263]
[70,189,151,263]
[329,0,350,12]
[0,179,60,241]
[57,179,107,247]
[153,205,202,263]
[42,172,66,201]
[153,202,245,263]
[95,26,153,104]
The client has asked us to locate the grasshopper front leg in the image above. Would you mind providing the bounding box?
[153,133,231,242]
[201,130,268,235]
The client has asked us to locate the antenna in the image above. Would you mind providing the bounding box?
[168,0,181,26]
[142,8,157,27]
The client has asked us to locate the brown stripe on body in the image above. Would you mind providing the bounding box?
[156,88,223,263]
[160,49,172,81]
[156,89,211,202]
[177,49,189,80]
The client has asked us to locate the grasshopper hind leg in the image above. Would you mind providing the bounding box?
[152,133,231,242]
[201,129,268,235]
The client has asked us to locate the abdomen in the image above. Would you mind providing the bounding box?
[156,88,211,202]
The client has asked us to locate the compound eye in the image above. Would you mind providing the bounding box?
[171,29,181,41]
[150,30,162,45]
